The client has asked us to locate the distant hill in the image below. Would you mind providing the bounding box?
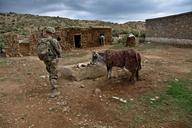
[0,12,145,36]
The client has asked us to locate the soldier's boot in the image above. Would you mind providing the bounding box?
[49,79,60,98]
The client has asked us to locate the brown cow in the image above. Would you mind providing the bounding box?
[91,49,141,81]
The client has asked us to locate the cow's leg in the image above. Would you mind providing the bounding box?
[107,66,112,79]
[129,70,136,82]
[136,68,139,81]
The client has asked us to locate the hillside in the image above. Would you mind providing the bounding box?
[0,12,145,35]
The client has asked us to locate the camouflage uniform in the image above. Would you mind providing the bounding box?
[38,27,62,97]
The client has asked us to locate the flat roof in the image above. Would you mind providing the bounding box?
[146,11,192,21]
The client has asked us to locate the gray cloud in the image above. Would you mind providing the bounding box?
[0,0,191,23]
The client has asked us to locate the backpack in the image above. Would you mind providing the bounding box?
[37,38,55,61]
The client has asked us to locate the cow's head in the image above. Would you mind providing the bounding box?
[90,51,105,65]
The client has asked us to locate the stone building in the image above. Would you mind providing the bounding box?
[55,26,112,50]
[3,26,112,57]
[145,11,192,46]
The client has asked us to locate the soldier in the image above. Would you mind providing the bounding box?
[37,27,62,98]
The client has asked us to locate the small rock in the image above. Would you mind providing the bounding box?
[27,72,32,75]
[62,106,69,112]
[130,98,134,101]
[112,96,127,103]
[56,101,67,106]
[80,84,85,88]
[144,59,148,63]
[94,88,102,96]
[43,83,47,87]
[155,96,159,99]
[29,124,35,128]
[49,107,57,112]
[40,75,46,79]
[150,98,156,101]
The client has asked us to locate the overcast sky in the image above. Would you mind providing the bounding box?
[0,0,191,23]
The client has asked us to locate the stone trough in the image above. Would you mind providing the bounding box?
[58,62,106,81]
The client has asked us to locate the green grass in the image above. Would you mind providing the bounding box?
[0,59,7,66]
[117,78,192,127]
[0,34,4,49]
[120,100,135,112]
[166,79,192,112]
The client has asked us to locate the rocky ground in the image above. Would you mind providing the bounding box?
[0,43,192,128]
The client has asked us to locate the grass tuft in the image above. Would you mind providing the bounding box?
[166,79,192,112]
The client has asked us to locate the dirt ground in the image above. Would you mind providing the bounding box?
[0,43,192,128]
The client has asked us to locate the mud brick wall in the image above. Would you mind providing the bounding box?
[3,33,38,57]
[29,33,39,55]
[4,33,21,57]
[58,27,112,49]
[146,12,192,45]
[19,43,30,56]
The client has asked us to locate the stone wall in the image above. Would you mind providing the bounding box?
[146,12,192,45]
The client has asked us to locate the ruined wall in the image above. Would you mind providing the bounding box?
[146,12,192,45]
[4,33,20,57]
[3,32,39,57]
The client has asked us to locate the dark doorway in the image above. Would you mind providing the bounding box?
[74,35,81,48]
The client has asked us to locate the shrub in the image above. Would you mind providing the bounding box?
[138,31,146,43]
[0,35,4,51]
